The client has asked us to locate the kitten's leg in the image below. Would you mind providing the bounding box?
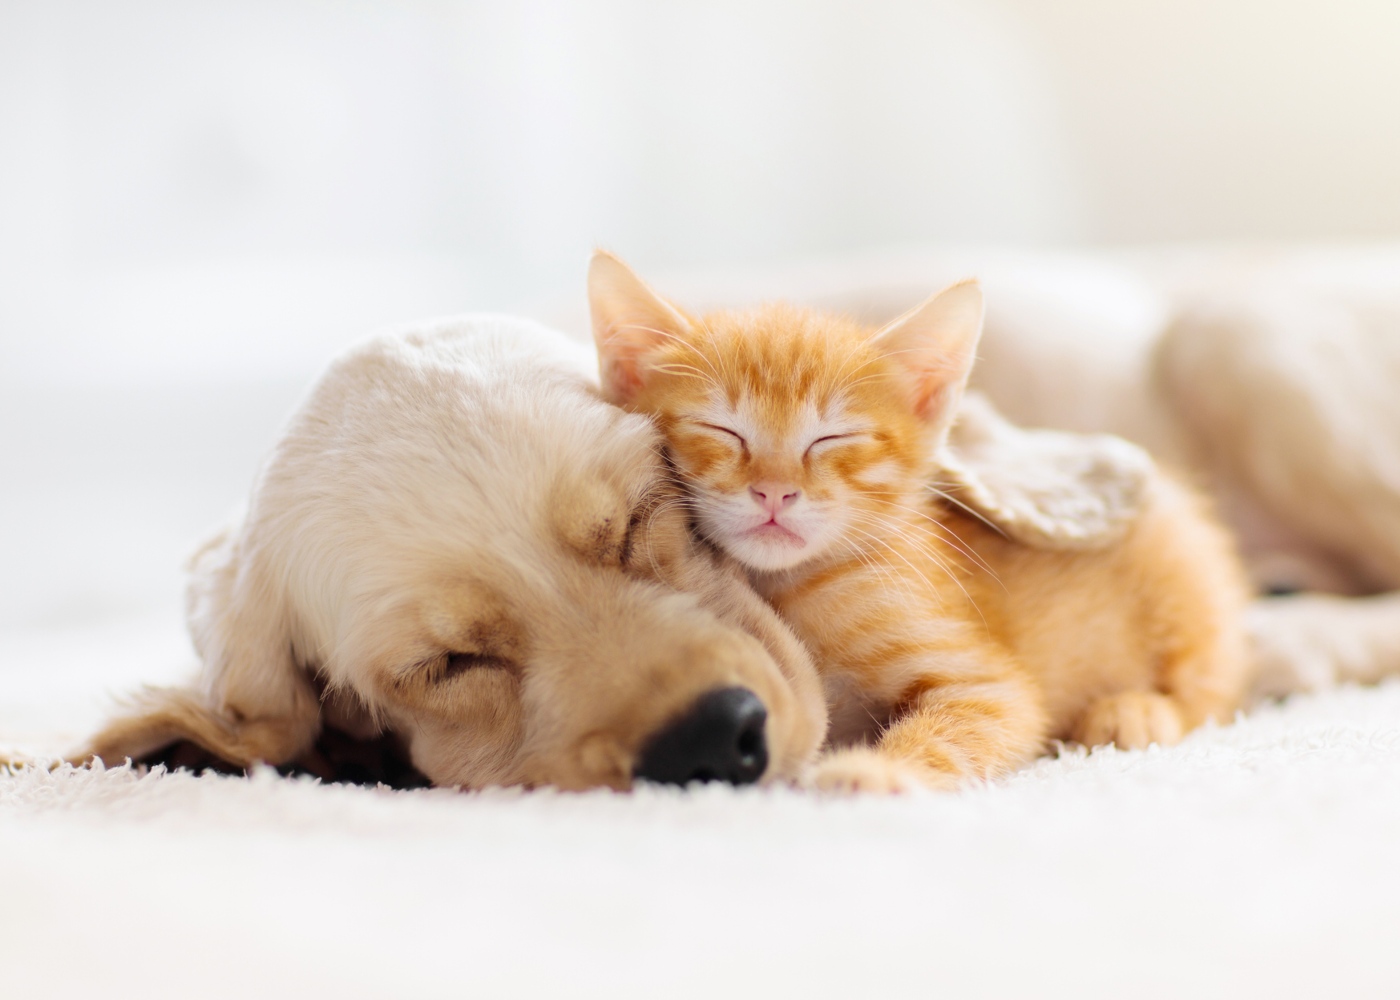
[814,651,1048,794]
[1072,691,1184,749]
[1072,630,1245,751]
[1066,473,1252,752]
[1070,629,1245,751]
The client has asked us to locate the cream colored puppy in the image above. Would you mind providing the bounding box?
[80,316,828,790]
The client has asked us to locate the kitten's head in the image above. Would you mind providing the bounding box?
[589,252,983,573]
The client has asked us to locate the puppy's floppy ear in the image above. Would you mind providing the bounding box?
[872,279,984,435]
[588,250,692,405]
[75,526,322,769]
[936,393,1155,550]
[76,684,315,770]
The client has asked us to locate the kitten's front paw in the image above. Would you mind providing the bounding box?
[810,748,951,795]
[1073,691,1184,750]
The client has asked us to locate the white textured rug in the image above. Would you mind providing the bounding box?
[5,681,1400,1000]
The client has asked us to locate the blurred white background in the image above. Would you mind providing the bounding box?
[6,0,1400,382]
[2,0,1398,735]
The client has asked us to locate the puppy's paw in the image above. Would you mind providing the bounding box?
[809,748,951,795]
[1073,691,1184,750]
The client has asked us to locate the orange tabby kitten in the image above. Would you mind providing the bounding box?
[589,251,1251,793]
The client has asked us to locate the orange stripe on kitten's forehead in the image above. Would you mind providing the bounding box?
[646,303,918,435]
[698,307,879,407]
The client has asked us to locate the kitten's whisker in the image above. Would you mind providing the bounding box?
[848,511,961,583]
[636,491,711,575]
[844,510,989,625]
[858,487,1004,572]
[838,372,891,391]
[840,520,945,608]
[837,360,899,392]
[831,337,877,386]
[613,323,726,384]
[850,509,977,592]
[640,497,702,542]
[830,535,920,609]
[925,484,1008,538]
[650,363,722,392]
[836,533,917,603]
[858,495,1003,585]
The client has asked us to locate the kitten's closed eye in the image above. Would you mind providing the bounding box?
[805,433,866,457]
[695,422,746,446]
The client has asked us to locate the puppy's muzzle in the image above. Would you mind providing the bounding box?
[634,686,769,786]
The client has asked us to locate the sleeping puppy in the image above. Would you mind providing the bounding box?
[78,316,828,790]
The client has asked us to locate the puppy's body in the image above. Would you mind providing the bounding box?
[84,316,827,789]
[590,253,1250,792]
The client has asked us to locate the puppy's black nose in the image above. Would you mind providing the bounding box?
[634,686,769,786]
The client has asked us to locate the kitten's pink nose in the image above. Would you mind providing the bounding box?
[750,484,800,516]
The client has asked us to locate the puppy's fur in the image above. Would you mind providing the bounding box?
[967,262,1400,697]
[80,317,827,789]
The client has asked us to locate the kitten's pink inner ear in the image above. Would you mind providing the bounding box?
[873,279,984,427]
[587,251,692,404]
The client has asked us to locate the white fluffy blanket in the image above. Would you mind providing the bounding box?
[6,676,1400,998]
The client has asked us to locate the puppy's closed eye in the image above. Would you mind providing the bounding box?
[438,651,519,682]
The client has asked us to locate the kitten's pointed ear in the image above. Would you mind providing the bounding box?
[872,279,984,430]
[588,250,692,405]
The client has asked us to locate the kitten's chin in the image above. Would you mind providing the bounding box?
[721,529,824,572]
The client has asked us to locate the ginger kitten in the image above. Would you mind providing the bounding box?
[589,251,1251,793]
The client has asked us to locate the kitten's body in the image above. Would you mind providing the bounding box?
[762,485,1242,769]
[590,255,1249,791]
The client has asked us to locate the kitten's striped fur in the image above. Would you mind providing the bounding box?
[590,252,1250,792]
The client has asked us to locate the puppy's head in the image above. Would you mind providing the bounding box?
[84,318,826,790]
[326,353,825,789]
